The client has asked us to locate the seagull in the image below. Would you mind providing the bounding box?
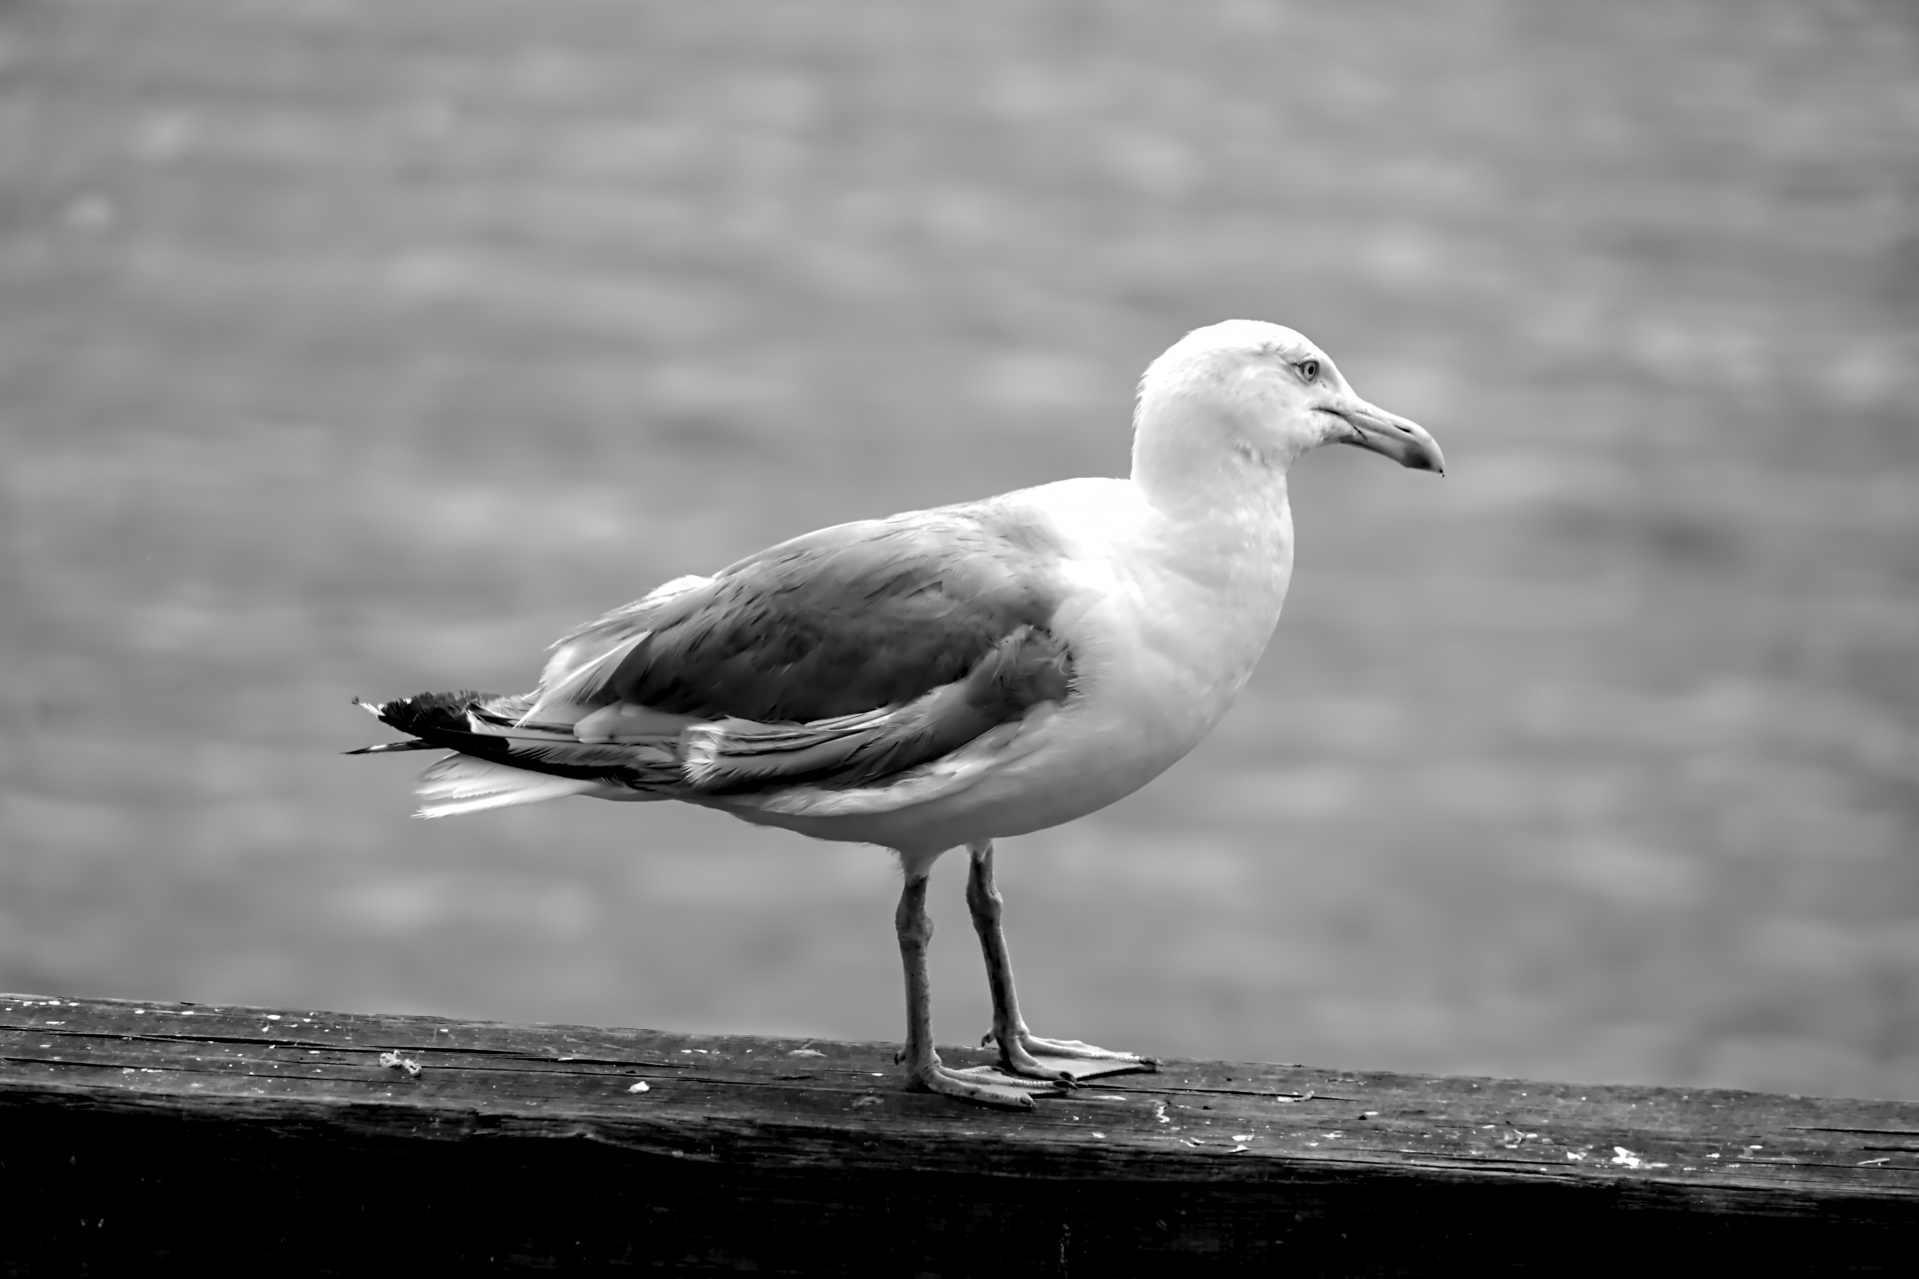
[351,319,1444,1109]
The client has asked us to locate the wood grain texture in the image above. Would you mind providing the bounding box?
[2,995,1914,1273]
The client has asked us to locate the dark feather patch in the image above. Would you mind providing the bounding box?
[599,506,1070,722]
[342,740,435,756]
[365,691,678,788]
[690,624,1073,794]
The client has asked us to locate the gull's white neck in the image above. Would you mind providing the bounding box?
[1128,373,1298,573]
[1131,360,1307,516]
[1127,459,1295,652]
[1098,370,1300,731]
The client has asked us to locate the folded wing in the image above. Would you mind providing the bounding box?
[355,501,1078,807]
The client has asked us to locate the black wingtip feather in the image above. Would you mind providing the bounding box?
[349,690,673,788]
[371,690,493,738]
[343,740,437,756]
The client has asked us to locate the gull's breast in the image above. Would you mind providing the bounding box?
[880,484,1296,847]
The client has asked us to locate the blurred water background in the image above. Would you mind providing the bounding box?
[5,0,1918,1099]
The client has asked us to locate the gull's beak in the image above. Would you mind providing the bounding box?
[1326,396,1446,475]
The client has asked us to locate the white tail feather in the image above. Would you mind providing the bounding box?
[414,754,598,819]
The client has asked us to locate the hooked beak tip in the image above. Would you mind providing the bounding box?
[1333,400,1445,475]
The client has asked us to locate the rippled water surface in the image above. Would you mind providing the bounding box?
[6,0,1918,1099]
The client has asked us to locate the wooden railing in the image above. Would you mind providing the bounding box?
[2,993,1914,1273]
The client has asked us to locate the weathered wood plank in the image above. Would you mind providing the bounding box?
[2,993,1915,1273]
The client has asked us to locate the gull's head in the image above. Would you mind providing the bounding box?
[1132,319,1444,504]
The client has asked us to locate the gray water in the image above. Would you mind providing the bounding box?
[6,0,1918,1099]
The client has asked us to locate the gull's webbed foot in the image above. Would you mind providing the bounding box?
[983,1029,1158,1082]
[905,1053,1066,1110]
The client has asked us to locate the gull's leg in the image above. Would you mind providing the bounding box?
[965,840,1155,1076]
[895,857,1063,1110]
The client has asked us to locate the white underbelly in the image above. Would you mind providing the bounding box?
[717,711,1185,854]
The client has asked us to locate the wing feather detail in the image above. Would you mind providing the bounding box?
[681,623,1070,792]
[518,574,714,726]
[354,499,1080,809]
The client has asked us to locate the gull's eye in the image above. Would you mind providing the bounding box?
[1296,359,1321,382]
